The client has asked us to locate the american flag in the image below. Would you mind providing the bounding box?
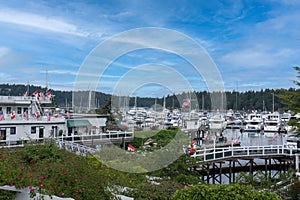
[66,112,70,119]
[182,99,191,108]
[46,112,50,121]
[191,139,197,146]
[0,111,4,121]
[232,136,240,144]
[39,92,46,100]
[272,133,280,140]
[24,110,29,120]
[144,138,153,145]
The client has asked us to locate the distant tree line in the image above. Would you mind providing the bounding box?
[120,89,293,112]
[0,83,297,112]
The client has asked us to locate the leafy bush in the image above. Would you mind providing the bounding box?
[172,184,281,200]
[0,140,117,199]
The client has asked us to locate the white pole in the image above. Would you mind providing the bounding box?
[296,155,299,171]
[272,93,275,113]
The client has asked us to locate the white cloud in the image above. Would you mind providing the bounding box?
[220,47,295,68]
[0,8,88,37]
[0,72,14,81]
[45,69,122,79]
[0,46,32,68]
[0,46,10,57]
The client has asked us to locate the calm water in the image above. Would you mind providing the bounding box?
[222,129,287,146]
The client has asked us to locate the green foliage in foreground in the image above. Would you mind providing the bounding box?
[0,140,145,200]
[172,184,281,200]
[0,190,17,200]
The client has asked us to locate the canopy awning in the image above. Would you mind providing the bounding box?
[67,120,92,127]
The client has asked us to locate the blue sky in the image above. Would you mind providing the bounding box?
[0,0,299,97]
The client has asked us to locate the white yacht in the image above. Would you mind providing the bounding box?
[281,112,291,122]
[208,113,226,130]
[244,113,263,132]
[263,112,281,135]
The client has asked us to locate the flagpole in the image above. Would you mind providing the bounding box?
[27,81,29,96]
[45,69,48,91]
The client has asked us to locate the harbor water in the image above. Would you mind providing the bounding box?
[222,129,287,146]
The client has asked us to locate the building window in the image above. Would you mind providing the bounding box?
[31,127,36,134]
[6,107,11,114]
[17,107,22,114]
[10,127,16,135]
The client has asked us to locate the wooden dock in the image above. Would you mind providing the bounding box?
[190,145,300,183]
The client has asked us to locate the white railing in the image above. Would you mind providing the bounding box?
[0,139,25,148]
[191,145,300,162]
[0,115,66,122]
[59,131,134,143]
[0,138,96,156]
[55,140,97,156]
[0,131,134,148]
[0,95,52,103]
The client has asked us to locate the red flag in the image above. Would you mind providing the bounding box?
[10,111,16,119]
[54,113,59,118]
[35,112,39,119]
[47,91,52,101]
[127,144,136,151]
[32,90,39,96]
[188,148,196,154]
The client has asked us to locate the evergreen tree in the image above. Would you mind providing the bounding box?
[278,66,300,130]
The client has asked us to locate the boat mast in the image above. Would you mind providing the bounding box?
[202,94,204,111]
[235,81,238,111]
[134,96,137,108]
[45,69,48,91]
[27,81,29,96]
[272,93,275,113]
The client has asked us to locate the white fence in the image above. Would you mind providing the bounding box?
[55,140,97,156]
[191,145,300,162]
[0,131,134,148]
